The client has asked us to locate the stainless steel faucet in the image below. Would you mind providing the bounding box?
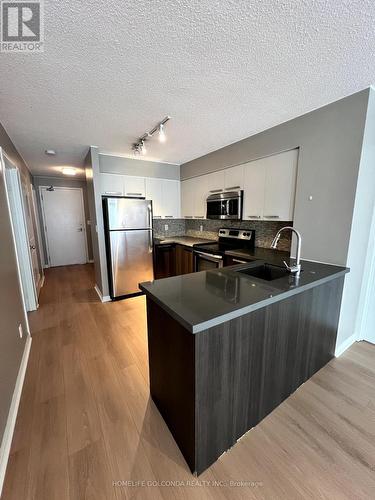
[270,226,302,275]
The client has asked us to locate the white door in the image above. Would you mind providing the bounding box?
[21,179,42,293]
[40,187,88,267]
[181,178,195,218]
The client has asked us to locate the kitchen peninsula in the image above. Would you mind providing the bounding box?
[140,259,349,475]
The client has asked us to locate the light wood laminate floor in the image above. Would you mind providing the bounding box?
[2,264,375,499]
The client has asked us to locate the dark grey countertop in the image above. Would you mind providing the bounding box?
[154,236,216,247]
[139,260,349,333]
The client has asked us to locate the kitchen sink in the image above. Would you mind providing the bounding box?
[236,263,290,281]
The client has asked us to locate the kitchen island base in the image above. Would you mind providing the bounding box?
[145,276,345,475]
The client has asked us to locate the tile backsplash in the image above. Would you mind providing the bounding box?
[153,218,292,251]
[153,219,186,238]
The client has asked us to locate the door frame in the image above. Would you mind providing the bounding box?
[1,149,38,314]
[39,185,89,266]
[30,185,45,290]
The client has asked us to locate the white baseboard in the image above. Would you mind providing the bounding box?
[88,259,94,263]
[43,264,49,269]
[335,333,357,357]
[94,284,111,303]
[0,335,32,497]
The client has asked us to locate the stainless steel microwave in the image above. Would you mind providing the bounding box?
[206,190,243,220]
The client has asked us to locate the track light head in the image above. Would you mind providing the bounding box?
[158,123,166,143]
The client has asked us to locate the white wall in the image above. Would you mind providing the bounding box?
[336,87,375,349]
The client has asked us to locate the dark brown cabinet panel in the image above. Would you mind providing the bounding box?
[146,277,345,475]
[154,245,176,279]
[175,245,194,275]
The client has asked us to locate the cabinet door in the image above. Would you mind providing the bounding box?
[205,170,225,194]
[242,160,266,220]
[123,176,146,197]
[224,165,244,190]
[263,149,298,221]
[100,173,124,196]
[146,178,163,218]
[193,175,209,218]
[175,245,194,275]
[162,180,181,218]
[154,244,175,279]
[181,179,195,218]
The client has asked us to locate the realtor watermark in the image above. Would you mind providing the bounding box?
[1,0,44,52]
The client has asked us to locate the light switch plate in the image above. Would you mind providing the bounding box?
[164,224,169,231]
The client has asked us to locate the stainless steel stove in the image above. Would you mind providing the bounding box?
[194,228,255,272]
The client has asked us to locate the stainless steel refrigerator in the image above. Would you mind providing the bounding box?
[103,197,154,299]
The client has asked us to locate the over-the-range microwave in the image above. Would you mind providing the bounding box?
[206,190,243,220]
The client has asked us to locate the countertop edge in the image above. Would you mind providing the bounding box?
[140,267,349,334]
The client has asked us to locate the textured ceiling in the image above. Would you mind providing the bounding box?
[1,0,375,178]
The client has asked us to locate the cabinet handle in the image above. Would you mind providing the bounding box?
[209,189,223,193]
[247,215,261,219]
[225,186,241,190]
[104,191,122,195]
[153,216,162,219]
[126,192,143,196]
[194,216,204,218]
[184,216,193,218]
[264,215,280,219]
[164,216,174,218]
[233,259,247,264]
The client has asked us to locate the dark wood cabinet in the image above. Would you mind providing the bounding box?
[154,244,176,279]
[146,276,345,474]
[175,245,194,275]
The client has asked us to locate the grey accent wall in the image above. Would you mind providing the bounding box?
[0,122,29,455]
[85,147,109,297]
[182,89,370,266]
[32,176,93,265]
[99,154,180,180]
[181,88,373,352]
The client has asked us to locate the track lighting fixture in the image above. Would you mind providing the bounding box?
[132,116,170,155]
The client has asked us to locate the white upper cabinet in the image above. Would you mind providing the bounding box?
[146,178,180,218]
[263,149,298,221]
[161,180,181,218]
[145,178,163,217]
[224,165,244,190]
[123,176,146,197]
[181,178,195,218]
[243,149,298,221]
[243,160,266,220]
[100,173,124,196]
[205,170,225,194]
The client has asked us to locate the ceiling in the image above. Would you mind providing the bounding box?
[1,0,375,179]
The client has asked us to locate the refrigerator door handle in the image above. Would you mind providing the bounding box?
[148,204,153,229]
[148,230,153,253]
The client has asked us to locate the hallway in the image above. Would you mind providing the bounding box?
[2,265,375,499]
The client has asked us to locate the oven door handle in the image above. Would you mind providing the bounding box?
[195,251,223,260]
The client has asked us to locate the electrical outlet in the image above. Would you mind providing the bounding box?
[199,225,203,232]
[164,224,169,232]
[18,324,23,338]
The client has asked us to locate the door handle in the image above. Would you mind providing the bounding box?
[30,244,36,250]
[77,228,83,232]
